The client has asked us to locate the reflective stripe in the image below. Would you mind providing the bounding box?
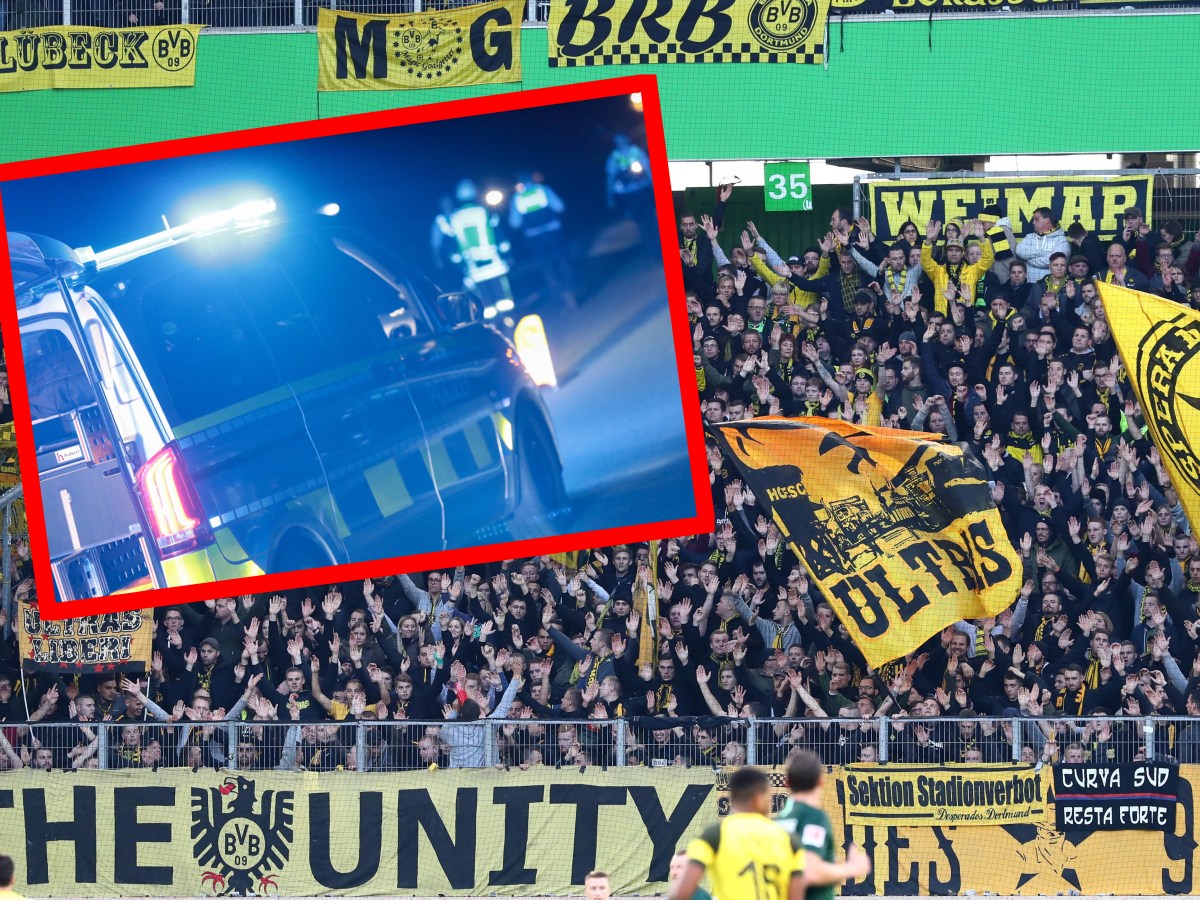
[515,186,550,215]
[462,419,494,470]
[425,439,458,487]
[364,459,414,518]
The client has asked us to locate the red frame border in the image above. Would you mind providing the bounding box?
[0,75,715,620]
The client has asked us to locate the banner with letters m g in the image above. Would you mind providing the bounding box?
[317,0,522,91]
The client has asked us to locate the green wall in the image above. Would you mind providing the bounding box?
[1,16,1199,165]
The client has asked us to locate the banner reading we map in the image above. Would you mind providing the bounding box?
[548,0,831,66]
[318,0,523,91]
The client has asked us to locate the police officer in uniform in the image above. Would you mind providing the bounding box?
[432,178,514,319]
[509,171,575,307]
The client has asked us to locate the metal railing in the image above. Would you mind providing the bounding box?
[3,715,1193,773]
[1,0,546,28]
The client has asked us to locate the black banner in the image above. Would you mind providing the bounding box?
[1054,763,1179,831]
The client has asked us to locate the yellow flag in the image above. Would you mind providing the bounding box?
[1096,282,1200,533]
[706,417,1021,668]
[633,540,659,669]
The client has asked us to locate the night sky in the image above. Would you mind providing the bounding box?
[0,94,651,269]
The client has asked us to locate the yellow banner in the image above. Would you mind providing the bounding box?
[1097,283,1200,534]
[866,173,1155,244]
[18,597,152,674]
[706,418,1022,668]
[0,25,203,93]
[0,768,714,896]
[838,764,1051,827]
[317,1,522,91]
[548,0,831,66]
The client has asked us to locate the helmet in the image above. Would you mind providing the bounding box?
[455,179,478,204]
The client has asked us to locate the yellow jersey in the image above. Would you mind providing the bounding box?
[686,812,806,900]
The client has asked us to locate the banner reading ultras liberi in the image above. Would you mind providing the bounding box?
[0,768,713,896]
[18,596,151,673]
[838,764,1051,827]
[707,418,1021,667]
[866,174,1154,244]
[0,25,202,93]
[317,1,522,91]
[548,0,830,66]
[1097,283,1200,533]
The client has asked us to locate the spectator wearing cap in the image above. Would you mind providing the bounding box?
[1115,206,1151,261]
[1014,207,1070,282]
[842,366,883,426]
[1067,253,1093,290]
[920,219,994,315]
[786,248,868,316]
[744,227,831,311]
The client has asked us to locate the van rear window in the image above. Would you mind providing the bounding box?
[20,327,97,421]
[110,264,280,428]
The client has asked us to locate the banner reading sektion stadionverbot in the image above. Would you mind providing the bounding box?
[837,764,1051,827]
[866,173,1154,244]
[0,25,203,92]
[548,0,831,66]
[317,1,522,91]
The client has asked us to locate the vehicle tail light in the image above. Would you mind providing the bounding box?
[135,443,214,558]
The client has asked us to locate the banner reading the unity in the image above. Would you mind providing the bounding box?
[706,418,1022,667]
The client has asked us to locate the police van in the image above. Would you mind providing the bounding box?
[8,198,566,601]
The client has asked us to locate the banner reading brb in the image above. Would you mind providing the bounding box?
[0,24,202,93]
[18,596,151,673]
[317,0,522,91]
[866,174,1155,244]
[548,0,831,66]
[706,418,1021,668]
[1097,283,1200,534]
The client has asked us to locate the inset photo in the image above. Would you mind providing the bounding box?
[0,78,711,616]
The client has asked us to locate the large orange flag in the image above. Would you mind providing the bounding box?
[707,417,1021,668]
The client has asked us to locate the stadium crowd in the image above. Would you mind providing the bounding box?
[1,189,1200,775]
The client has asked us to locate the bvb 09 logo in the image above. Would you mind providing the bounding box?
[1141,316,1200,491]
[151,27,195,71]
[747,0,819,51]
[192,776,294,896]
[392,16,465,80]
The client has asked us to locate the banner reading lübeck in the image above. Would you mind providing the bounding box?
[548,0,830,66]
[0,25,203,93]
[1097,282,1200,534]
[706,418,1022,667]
[318,0,523,91]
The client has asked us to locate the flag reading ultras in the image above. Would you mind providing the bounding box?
[706,418,1021,667]
[1096,282,1200,533]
